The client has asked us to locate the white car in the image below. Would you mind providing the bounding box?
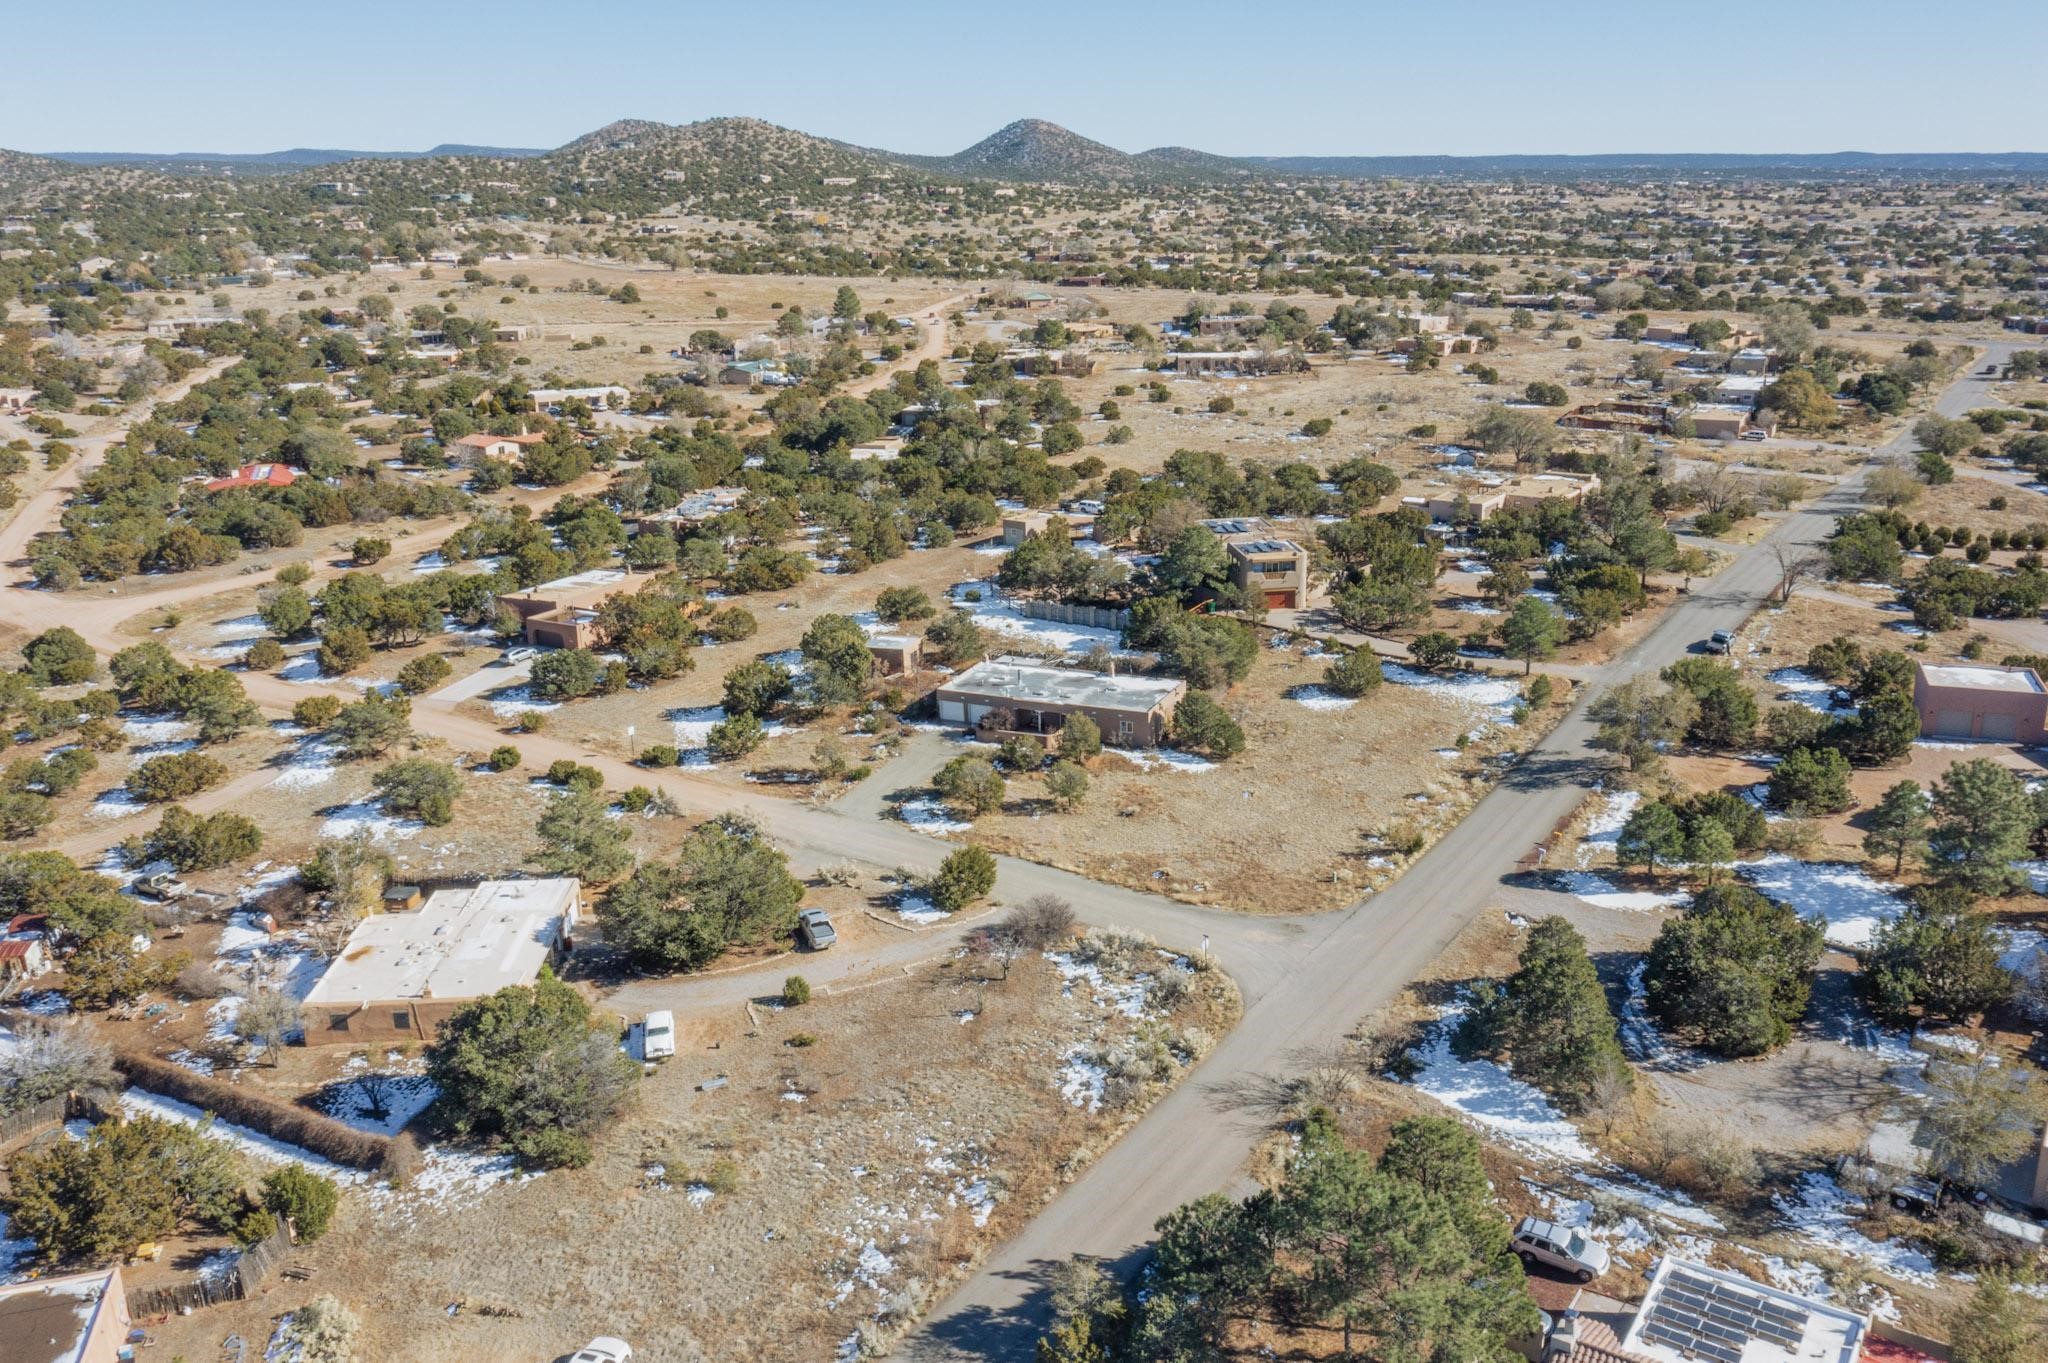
[504,646,539,665]
[570,1339,633,1363]
[641,1010,675,1061]
[1512,1217,1610,1282]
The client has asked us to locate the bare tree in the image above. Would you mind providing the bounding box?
[998,895,1077,952]
[234,989,304,1066]
[1770,544,1825,603]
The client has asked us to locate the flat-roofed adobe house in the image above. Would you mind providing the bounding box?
[300,878,582,1044]
[1913,661,2048,743]
[1201,518,1318,609]
[934,658,1185,748]
[1000,509,1097,546]
[0,1266,133,1363]
[447,431,545,464]
[496,568,636,649]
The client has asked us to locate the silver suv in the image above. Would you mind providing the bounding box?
[1511,1217,1610,1282]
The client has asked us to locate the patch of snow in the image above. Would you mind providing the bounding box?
[318,798,423,844]
[948,580,1140,657]
[1288,685,1357,711]
[1121,748,1219,773]
[898,796,971,834]
[1057,1051,1107,1112]
[1404,997,1597,1163]
[1577,790,1642,866]
[894,894,950,926]
[485,686,558,718]
[1381,664,1523,728]
[88,788,149,820]
[1772,1171,1937,1285]
[1738,854,1906,949]
[1554,871,1690,912]
[269,737,342,790]
[1767,668,1856,716]
[211,614,270,639]
[316,1074,438,1137]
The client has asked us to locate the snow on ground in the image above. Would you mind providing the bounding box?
[1767,668,1856,716]
[121,1088,366,1182]
[1057,1053,1107,1112]
[1771,1171,1937,1285]
[1581,1173,1723,1230]
[898,796,972,834]
[1738,854,1906,949]
[1527,1186,1655,1257]
[1576,790,1641,866]
[947,581,1140,656]
[485,686,559,718]
[894,893,950,926]
[318,798,424,844]
[2000,927,2045,1009]
[1287,685,1358,711]
[270,737,342,790]
[87,788,149,820]
[122,714,194,746]
[1045,951,1151,1019]
[1554,871,1690,913]
[1380,664,1522,728]
[1121,748,1219,773]
[0,1208,33,1280]
[1617,962,1707,1071]
[668,704,787,765]
[1404,998,1597,1162]
[315,1074,439,1137]
[211,614,270,639]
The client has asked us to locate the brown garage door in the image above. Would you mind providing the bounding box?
[1264,590,1296,609]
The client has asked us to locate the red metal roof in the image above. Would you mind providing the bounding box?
[205,463,298,491]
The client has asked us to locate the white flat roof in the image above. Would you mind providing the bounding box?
[303,879,578,1007]
[533,568,627,595]
[1921,663,2044,693]
[941,658,1183,712]
[1623,1257,1865,1363]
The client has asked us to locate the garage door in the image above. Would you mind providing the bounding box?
[1264,590,1296,609]
[1982,713,2018,742]
[937,699,965,723]
[1934,709,1974,738]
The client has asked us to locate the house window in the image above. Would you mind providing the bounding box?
[391,1011,411,1030]
[1118,719,1134,739]
[327,1013,350,1031]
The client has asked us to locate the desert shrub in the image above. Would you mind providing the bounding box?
[133,807,263,871]
[1059,711,1102,760]
[638,743,678,767]
[371,758,462,825]
[486,745,521,771]
[395,653,452,695]
[998,894,1076,951]
[244,638,286,670]
[929,845,997,911]
[1323,648,1384,697]
[781,975,811,1006]
[1170,692,1244,759]
[127,751,228,802]
[293,695,343,728]
[261,1165,340,1241]
[706,711,765,761]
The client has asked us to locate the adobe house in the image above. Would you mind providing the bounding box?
[1913,661,2048,743]
[935,658,1185,747]
[300,878,582,1045]
[1201,517,1319,609]
[1000,509,1097,546]
[868,634,924,676]
[0,1267,133,1363]
[495,568,634,649]
[447,431,545,465]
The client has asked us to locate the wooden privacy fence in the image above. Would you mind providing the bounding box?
[1016,599,1131,631]
[0,1093,69,1149]
[126,1222,294,1319]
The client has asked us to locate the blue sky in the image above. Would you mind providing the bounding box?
[12,0,2045,156]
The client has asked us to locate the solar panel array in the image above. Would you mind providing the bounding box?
[1639,1263,1809,1363]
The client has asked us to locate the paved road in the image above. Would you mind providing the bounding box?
[890,341,2021,1361]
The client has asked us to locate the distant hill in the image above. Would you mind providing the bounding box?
[1246,150,2048,177]
[543,116,905,187]
[42,144,548,173]
[902,119,1151,183]
[0,148,64,188]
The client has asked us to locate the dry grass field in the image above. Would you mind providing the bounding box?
[145,940,1240,1363]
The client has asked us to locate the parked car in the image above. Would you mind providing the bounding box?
[569,1340,633,1363]
[641,1010,675,1061]
[1740,429,1768,442]
[797,908,837,950]
[504,646,539,665]
[1704,629,1735,655]
[1511,1217,1610,1283]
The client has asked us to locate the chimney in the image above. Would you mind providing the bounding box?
[1543,1312,1581,1363]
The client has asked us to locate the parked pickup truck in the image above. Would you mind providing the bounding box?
[134,872,191,902]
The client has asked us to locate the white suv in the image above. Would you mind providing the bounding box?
[1511,1217,1610,1282]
